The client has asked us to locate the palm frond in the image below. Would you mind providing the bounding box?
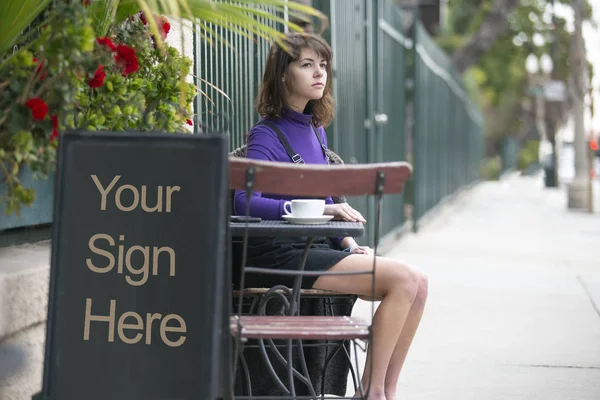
[88,0,121,37]
[114,0,326,48]
[0,0,52,55]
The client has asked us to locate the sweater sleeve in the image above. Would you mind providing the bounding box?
[233,125,287,220]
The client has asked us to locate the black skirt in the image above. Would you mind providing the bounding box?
[232,236,351,289]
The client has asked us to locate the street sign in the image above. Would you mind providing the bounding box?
[37,131,228,400]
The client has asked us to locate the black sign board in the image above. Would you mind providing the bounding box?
[38,131,228,399]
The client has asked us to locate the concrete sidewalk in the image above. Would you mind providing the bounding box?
[350,173,600,399]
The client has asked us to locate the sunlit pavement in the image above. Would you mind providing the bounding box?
[348,172,600,400]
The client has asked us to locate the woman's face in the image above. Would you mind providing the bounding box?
[285,47,328,105]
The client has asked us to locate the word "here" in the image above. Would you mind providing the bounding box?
[83,298,186,347]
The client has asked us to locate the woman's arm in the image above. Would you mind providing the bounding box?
[234,190,287,220]
[233,127,288,219]
[340,237,373,255]
[340,237,358,249]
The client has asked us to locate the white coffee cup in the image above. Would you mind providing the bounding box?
[283,199,325,218]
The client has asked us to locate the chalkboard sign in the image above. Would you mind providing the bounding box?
[38,131,228,400]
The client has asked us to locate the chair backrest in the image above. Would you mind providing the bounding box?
[229,146,349,205]
[229,157,412,197]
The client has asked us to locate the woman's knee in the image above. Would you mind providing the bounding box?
[377,259,421,300]
[414,270,429,305]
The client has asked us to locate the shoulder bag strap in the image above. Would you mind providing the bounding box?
[256,120,304,164]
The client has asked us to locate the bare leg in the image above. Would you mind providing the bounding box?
[312,255,422,400]
[384,272,428,399]
[356,270,428,400]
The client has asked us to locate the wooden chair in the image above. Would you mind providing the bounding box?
[229,157,412,399]
[229,147,358,397]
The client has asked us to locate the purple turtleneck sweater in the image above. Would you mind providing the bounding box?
[234,107,343,249]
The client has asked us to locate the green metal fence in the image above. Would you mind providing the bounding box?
[372,0,410,240]
[2,0,485,244]
[315,0,372,242]
[193,5,280,145]
[412,21,484,229]
[302,1,484,241]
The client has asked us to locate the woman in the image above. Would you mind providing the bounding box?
[234,32,428,400]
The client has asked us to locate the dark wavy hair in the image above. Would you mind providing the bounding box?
[256,32,335,127]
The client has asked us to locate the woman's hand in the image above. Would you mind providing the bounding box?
[349,245,374,255]
[324,203,366,223]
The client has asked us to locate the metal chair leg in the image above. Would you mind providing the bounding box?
[295,338,317,397]
[238,349,253,398]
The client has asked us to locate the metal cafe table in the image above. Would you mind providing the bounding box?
[228,219,365,398]
[229,219,364,238]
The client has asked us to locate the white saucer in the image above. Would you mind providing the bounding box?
[282,215,334,225]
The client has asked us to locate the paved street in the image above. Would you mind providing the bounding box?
[349,173,600,399]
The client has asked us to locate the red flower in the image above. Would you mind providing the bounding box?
[140,13,170,39]
[50,115,59,141]
[186,119,193,126]
[24,98,48,121]
[96,37,116,51]
[114,44,139,75]
[160,17,171,39]
[83,0,91,5]
[32,57,47,81]
[88,65,106,88]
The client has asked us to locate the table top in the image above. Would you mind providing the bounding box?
[229,220,365,237]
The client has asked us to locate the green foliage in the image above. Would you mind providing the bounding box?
[0,4,94,215]
[479,155,503,181]
[88,0,121,37]
[69,15,195,134]
[0,0,52,55]
[0,3,194,216]
[518,140,540,171]
[441,0,593,152]
[446,0,488,36]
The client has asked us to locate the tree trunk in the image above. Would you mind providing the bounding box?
[568,0,590,210]
[451,0,520,73]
